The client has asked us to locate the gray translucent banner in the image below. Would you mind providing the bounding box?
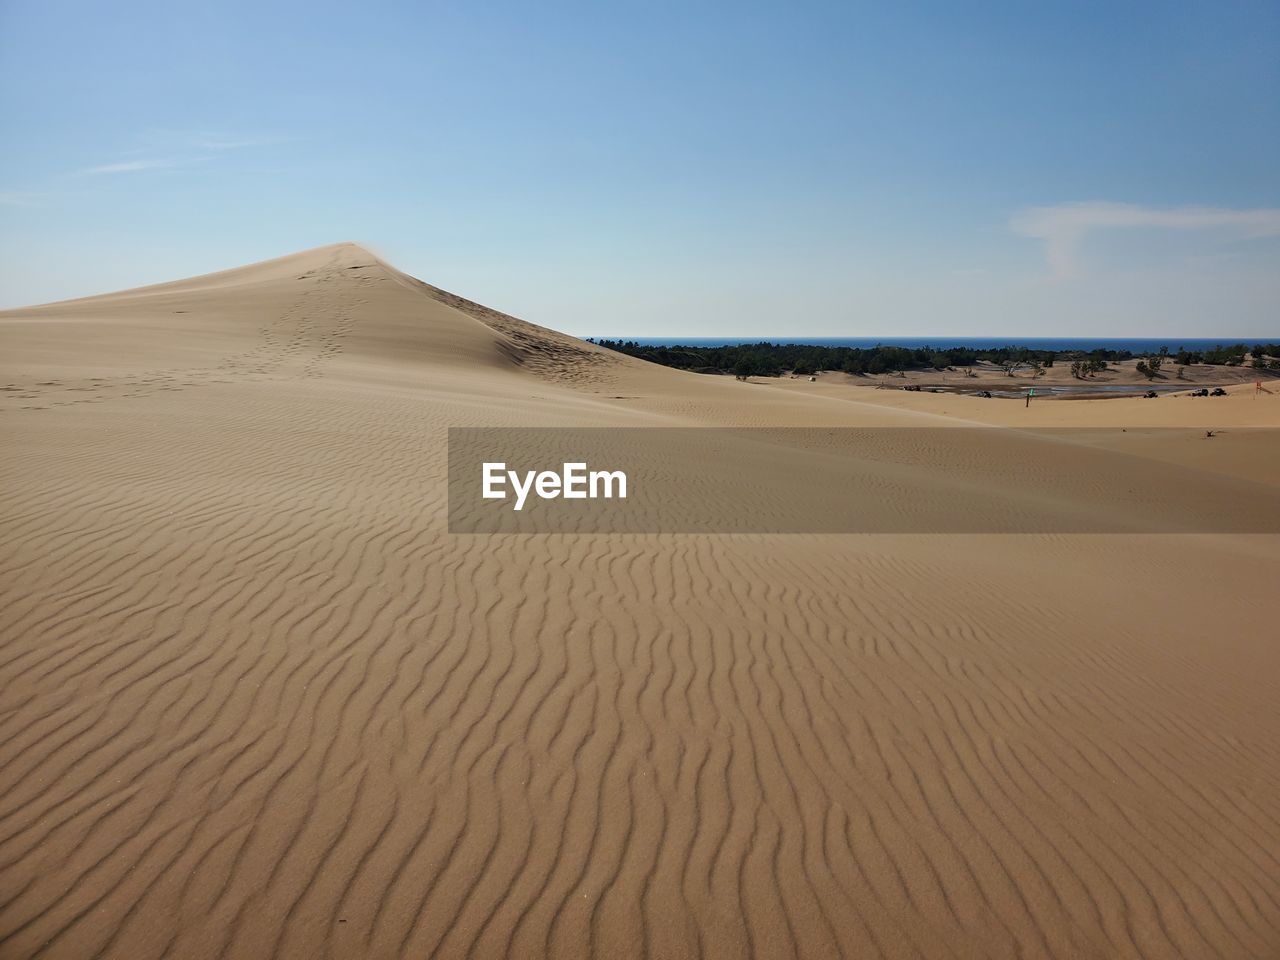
[447,427,1280,533]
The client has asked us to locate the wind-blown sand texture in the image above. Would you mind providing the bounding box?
[2,243,1278,959]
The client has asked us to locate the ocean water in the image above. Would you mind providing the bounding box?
[593,337,1272,353]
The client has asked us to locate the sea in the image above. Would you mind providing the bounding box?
[590,337,1269,353]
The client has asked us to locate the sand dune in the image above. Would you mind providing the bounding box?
[2,244,1279,959]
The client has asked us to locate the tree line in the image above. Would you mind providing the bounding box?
[588,339,1280,380]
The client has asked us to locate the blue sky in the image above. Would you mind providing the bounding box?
[1,0,1277,336]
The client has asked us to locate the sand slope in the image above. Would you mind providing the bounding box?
[2,245,1279,959]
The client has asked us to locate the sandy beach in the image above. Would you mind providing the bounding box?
[2,243,1279,959]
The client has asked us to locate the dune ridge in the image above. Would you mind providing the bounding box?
[2,245,1279,959]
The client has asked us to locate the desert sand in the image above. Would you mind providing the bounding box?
[2,243,1278,959]
[811,357,1273,399]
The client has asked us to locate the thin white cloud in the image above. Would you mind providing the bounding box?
[1011,202,1280,279]
[73,132,285,179]
[78,158,181,176]
[186,132,286,150]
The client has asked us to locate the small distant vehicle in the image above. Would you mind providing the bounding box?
[1211,387,1228,397]
[1143,391,1158,398]
[1189,388,1210,397]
